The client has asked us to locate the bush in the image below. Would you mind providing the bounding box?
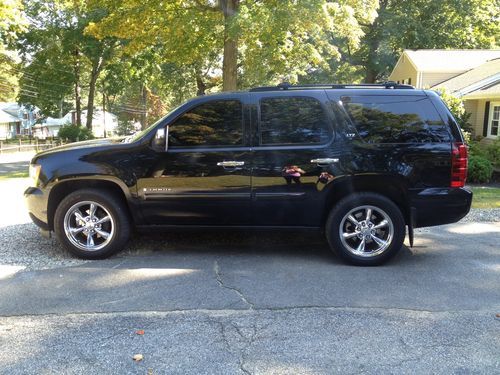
[58,125,94,143]
[485,138,500,168]
[468,155,493,183]
[116,120,136,136]
[436,89,473,133]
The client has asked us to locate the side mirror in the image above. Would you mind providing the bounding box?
[152,126,169,152]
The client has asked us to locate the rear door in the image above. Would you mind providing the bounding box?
[250,90,339,226]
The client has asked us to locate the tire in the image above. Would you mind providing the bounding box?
[54,189,131,259]
[325,192,405,266]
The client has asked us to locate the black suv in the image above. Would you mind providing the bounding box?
[25,83,472,265]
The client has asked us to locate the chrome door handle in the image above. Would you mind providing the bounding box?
[310,158,339,165]
[217,161,245,167]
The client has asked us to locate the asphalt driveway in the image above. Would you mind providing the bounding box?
[0,177,499,374]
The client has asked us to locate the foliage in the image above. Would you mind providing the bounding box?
[115,120,136,136]
[86,0,377,90]
[344,0,500,82]
[5,0,500,136]
[0,0,26,100]
[58,125,94,142]
[468,155,493,183]
[484,138,500,168]
[468,137,500,169]
[16,0,121,127]
[436,89,473,133]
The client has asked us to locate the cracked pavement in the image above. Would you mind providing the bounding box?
[0,218,500,373]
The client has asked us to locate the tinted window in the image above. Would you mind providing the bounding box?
[169,100,243,147]
[342,96,449,143]
[260,97,331,145]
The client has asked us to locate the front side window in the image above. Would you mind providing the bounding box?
[342,96,448,143]
[259,97,332,145]
[169,100,243,147]
[489,103,499,137]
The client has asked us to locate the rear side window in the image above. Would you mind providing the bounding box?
[169,99,243,147]
[342,96,449,143]
[259,97,332,145]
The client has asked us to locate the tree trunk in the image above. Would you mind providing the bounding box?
[221,0,239,91]
[196,70,207,96]
[86,61,101,131]
[73,47,82,127]
[362,0,389,83]
[141,84,148,130]
[365,68,378,83]
[102,91,106,138]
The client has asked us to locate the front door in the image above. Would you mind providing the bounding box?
[137,96,252,225]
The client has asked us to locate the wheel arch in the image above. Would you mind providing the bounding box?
[322,174,410,226]
[47,177,137,230]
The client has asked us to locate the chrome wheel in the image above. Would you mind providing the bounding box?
[339,205,394,258]
[63,201,115,252]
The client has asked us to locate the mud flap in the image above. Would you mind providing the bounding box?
[407,207,416,247]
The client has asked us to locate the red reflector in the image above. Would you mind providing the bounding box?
[451,142,468,188]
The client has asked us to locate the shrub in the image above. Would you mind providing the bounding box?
[58,125,94,142]
[116,120,136,136]
[468,140,486,158]
[485,137,500,168]
[436,89,473,133]
[467,155,493,183]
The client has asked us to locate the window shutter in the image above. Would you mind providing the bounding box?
[483,101,490,137]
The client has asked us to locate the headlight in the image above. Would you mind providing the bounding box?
[29,164,41,186]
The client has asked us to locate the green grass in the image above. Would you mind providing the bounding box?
[470,187,500,209]
[0,170,29,179]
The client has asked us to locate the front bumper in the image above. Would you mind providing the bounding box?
[410,187,473,228]
[24,186,50,230]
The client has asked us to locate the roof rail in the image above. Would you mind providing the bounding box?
[249,81,415,92]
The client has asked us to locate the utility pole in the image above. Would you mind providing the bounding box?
[141,84,148,130]
[102,91,106,138]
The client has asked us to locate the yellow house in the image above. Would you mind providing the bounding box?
[389,49,500,139]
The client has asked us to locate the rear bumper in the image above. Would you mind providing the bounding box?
[24,186,50,230]
[410,187,472,228]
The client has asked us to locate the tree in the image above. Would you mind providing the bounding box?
[437,89,472,133]
[17,0,121,129]
[0,0,25,101]
[86,0,378,91]
[351,0,500,83]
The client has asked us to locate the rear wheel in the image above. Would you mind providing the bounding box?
[54,189,131,259]
[326,193,405,266]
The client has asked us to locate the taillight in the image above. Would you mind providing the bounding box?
[451,142,468,188]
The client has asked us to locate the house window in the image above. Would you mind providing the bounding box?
[488,102,500,138]
[408,78,412,85]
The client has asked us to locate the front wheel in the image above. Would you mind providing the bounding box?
[54,189,131,259]
[326,193,405,266]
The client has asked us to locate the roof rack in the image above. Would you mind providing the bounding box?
[249,81,415,92]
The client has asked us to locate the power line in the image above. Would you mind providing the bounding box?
[18,74,74,89]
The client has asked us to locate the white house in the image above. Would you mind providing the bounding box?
[0,109,21,140]
[37,108,119,138]
[0,102,41,137]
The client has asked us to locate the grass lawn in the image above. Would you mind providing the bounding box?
[470,186,500,209]
[0,171,29,179]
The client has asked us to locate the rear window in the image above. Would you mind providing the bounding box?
[341,96,449,143]
[259,97,332,145]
